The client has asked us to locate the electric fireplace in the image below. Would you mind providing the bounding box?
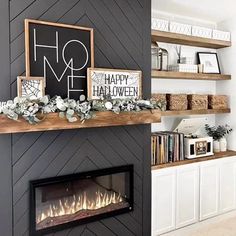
[29,165,134,235]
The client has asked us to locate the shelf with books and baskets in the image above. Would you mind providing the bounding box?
[151,150,236,170]
[151,132,185,166]
[150,27,234,169]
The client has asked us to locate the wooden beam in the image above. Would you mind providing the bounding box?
[161,109,231,116]
[152,30,231,49]
[152,71,231,81]
[0,110,161,134]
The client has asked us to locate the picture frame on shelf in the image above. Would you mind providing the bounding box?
[24,19,94,100]
[197,52,221,74]
[17,76,45,99]
[87,68,142,100]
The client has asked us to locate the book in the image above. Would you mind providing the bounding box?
[151,131,185,166]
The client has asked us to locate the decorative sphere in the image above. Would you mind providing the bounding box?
[105,101,113,110]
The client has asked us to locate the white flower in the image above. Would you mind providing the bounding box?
[105,102,113,110]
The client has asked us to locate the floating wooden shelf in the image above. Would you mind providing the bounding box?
[152,71,231,81]
[161,108,230,117]
[152,150,236,170]
[0,110,161,134]
[152,30,231,49]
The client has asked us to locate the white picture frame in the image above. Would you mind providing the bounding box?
[17,76,45,99]
[197,52,221,74]
[87,68,142,100]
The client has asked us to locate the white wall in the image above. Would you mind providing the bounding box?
[216,18,236,150]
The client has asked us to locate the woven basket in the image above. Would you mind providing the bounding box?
[151,94,167,110]
[208,95,228,109]
[188,94,208,110]
[167,94,188,111]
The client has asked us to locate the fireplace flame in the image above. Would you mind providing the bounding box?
[36,190,123,224]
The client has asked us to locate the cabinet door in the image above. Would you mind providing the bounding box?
[219,157,236,213]
[176,164,199,229]
[152,168,176,236]
[200,160,219,221]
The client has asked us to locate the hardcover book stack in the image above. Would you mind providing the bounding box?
[151,132,185,165]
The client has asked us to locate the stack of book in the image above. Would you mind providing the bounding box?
[151,132,185,165]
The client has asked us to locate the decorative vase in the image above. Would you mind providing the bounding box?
[220,137,227,152]
[213,140,220,153]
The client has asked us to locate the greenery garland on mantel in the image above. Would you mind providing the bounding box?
[0,95,165,124]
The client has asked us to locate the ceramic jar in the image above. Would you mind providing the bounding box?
[213,140,220,152]
[219,137,227,152]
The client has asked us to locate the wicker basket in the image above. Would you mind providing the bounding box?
[167,94,188,111]
[188,94,208,110]
[208,95,228,109]
[151,94,167,110]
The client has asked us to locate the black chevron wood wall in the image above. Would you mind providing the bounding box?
[0,0,151,235]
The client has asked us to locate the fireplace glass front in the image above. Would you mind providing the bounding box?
[30,165,133,235]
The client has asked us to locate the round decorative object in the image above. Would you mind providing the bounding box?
[213,140,220,153]
[79,94,86,102]
[220,137,227,152]
[105,101,113,110]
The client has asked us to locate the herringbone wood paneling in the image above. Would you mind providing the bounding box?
[0,0,151,235]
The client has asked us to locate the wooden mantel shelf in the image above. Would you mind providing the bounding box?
[0,110,161,134]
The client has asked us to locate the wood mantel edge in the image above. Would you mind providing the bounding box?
[0,110,161,134]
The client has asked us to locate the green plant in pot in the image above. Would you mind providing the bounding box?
[205,124,233,152]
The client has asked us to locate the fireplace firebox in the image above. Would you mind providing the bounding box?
[29,165,134,235]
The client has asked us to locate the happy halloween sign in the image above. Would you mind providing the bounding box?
[87,68,142,99]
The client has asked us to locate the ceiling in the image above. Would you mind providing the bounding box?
[152,0,235,23]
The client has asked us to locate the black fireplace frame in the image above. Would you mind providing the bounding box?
[29,165,134,236]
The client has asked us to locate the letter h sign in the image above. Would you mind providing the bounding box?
[25,19,94,100]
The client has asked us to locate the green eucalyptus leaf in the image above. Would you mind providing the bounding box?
[59,112,65,119]
[33,116,41,123]
[66,109,74,116]
[40,96,49,105]
[0,94,164,125]
[68,116,77,123]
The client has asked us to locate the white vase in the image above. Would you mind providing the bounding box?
[220,137,227,152]
[213,140,220,152]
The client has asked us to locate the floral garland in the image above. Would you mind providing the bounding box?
[0,95,165,124]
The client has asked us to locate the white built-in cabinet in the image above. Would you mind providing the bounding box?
[199,160,219,220]
[152,156,236,236]
[152,168,176,235]
[176,164,199,229]
[219,158,236,213]
[200,157,236,220]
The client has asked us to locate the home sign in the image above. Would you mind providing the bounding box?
[25,19,94,100]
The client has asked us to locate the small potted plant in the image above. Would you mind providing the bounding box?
[205,124,233,152]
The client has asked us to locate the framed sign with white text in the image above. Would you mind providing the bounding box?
[25,19,94,100]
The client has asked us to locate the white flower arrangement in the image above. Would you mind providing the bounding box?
[0,95,165,124]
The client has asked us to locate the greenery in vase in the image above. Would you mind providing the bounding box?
[205,124,233,141]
